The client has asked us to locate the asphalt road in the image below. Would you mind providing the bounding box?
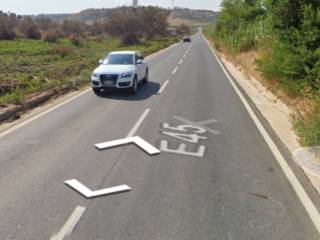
[0,32,319,240]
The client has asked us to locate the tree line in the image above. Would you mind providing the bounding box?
[212,0,320,145]
[215,0,320,97]
[0,6,180,45]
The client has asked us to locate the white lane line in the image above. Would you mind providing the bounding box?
[204,36,320,234]
[183,54,187,58]
[0,88,91,139]
[158,80,170,95]
[50,206,86,240]
[126,108,150,138]
[172,67,179,75]
[179,59,183,65]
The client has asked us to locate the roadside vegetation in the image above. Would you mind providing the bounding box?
[204,0,320,146]
[0,7,189,109]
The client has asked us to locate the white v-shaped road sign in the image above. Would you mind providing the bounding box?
[95,136,160,155]
[65,179,131,199]
[65,137,159,198]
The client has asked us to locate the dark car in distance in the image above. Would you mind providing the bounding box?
[183,36,191,42]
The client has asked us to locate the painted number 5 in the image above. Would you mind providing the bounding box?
[162,123,206,134]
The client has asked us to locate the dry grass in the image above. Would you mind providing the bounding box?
[215,47,314,115]
[168,16,204,27]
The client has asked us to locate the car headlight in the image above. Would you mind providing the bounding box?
[92,73,99,78]
[121,72,132,78]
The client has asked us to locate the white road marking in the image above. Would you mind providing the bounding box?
[95,136,160,155]
[174,116,220,135]
[162,122,206,134]
[197,119,218,125]
[160,140,206,157]
[183,54,187,58]
[162,131,207,143]
[179,59,183,65]
[0,88,91,139]
[65,179,131,198]
[172,67,179,75]
[204,36,320,234]
[126,108,150,137]
[157,80,170,95]
[50,206,86,240]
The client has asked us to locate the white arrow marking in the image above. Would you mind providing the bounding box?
[95,136,160,155]
[65,179,131,198]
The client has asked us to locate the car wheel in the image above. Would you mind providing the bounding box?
[92,87,101,95]
[130,76,138,95]
[143,69,149,84]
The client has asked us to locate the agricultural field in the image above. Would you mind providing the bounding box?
[0,36,178,106]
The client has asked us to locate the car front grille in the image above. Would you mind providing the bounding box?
[100,74,118,86]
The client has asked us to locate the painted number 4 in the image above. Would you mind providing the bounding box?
[160,123,207,158]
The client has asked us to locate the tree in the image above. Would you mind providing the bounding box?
[105,7,169,44]
[105,8,143,44]
[20,17,41,39]
[139,7,169,39]
[62,20,83,45]
[0,12,16,40]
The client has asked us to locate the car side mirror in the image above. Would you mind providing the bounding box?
[136,59,143,65]
[99,59,103,64]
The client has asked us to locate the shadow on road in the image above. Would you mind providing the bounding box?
[97,81,160,101]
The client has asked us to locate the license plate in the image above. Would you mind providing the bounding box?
[103,80,113,86]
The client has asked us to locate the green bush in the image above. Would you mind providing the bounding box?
[295,108,320,146]
[207,0,320,146]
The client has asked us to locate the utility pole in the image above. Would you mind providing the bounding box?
[132,0,138,8]
[172,0,175,9]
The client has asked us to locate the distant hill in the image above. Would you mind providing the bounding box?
[33,7,218,25]
[171,8,218,24]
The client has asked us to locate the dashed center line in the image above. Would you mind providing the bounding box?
[179,59,183,65]
[51,107,152,240]
[50,206,86,240]
[127,108,151,137]
[172,67,179,75]
[158,80,170,95]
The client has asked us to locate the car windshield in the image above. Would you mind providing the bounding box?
[104,54,133,65]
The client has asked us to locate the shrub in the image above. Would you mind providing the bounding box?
[176,24,191,35]
[0,87,25,105]
[52,46,73,58]
[295,108,320,146]
[0,28,16,40]
[73,69,91,86]
[24,25,42,40]
[43,30,59,42]
[0,12,17,40]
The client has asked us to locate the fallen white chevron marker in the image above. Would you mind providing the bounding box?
[95,136,160,155]
[65,179,131,198]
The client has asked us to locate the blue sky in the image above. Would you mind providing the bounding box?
[0,0,222,15]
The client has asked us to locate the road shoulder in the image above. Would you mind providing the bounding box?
[204,35,320,202]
